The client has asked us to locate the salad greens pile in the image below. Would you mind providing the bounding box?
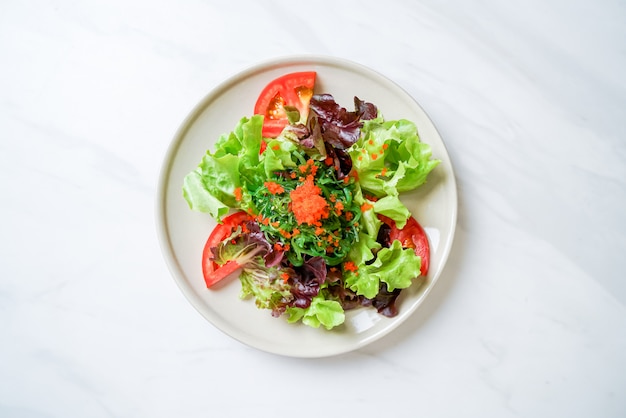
[183,93,439,330]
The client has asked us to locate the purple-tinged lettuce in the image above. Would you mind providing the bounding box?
[308,94,377,150]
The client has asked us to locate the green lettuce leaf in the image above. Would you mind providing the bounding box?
[372,195,411,229]
[262,138,299,177]
[351,118,440,198]
[182,152,241,220]
[182,116,265,220]
[343,268,380,300]
[347,232,380,266]
[344,240,421,299]
[182,170,230,221]
[371,240,422,290]
[286,290,345,330]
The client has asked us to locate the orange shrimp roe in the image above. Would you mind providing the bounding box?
[344,261,358,272]
[334,200,344,216]
[289,175,329,226]
[234,187,243,202]
[298,159,318,176]
[361,202,373,212]
[264,181,284,195]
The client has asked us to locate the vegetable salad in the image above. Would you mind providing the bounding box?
[182,72,439,330]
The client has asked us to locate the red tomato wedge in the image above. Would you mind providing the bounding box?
[379,215,431,277]
[254,71,316,138]
[202,211,251,287]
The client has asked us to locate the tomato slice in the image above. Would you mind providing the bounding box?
[202,211,251,287]
[254,71,316,138]
[379,215,431,276]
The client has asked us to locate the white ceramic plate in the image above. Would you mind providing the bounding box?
[156,56,457,358]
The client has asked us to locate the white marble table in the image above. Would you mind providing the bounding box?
[2,1,625,417]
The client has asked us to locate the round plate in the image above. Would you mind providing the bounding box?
[156,55,457,358]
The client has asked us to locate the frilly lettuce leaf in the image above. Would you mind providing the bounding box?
[262,138,299,177]
[350,118,440,198]
[182,116,265,221]
[347,232,380,266]
[239,262,294,314]
[182,152,241,221]
[286,290,345,330]
[372,195,411,229]
[344,240,421,299]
